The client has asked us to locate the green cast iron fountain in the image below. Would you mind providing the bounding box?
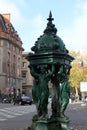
[26,11,74,130]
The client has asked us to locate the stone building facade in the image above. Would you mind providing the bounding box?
[22,52,33,96]
[21,52,53,97]
[0,14,24,95]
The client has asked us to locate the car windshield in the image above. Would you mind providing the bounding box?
[22,96,30,99]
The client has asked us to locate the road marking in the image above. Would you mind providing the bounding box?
[0,105,36,122]
[0,109,22,116]
[0,118,7,121]
[0,111,15,118]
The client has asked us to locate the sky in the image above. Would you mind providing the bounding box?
[0,0,87,53]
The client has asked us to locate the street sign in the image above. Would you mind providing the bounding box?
[80,82,87,92]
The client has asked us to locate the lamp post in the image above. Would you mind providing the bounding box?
[27,11,74,130]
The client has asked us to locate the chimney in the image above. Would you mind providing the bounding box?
[2,14,10,23]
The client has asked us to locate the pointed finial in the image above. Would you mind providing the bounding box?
[47,11,54,22]
[44,11,57,34]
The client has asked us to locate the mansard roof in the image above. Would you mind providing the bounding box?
[0,14,7,32]
[0,14,24,50]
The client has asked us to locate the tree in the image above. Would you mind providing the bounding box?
[69,51,84,97]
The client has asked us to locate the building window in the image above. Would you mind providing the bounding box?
[7,52,11,75]
[7,63,10,74]
[0,40,3,47]
[13,55,16,63]
[7,41,10,49]
[13,45,16,52]
[13,78,16,84]
[18,48,21,55]
[17,57,21,76]
[22,72,26,84]
[13,55,16,74]
[22,62,27,68]
[22,72,26,78]
[7,75,10,84]
[8,52,10,62]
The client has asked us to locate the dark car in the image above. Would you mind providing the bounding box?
[19,95,33,105]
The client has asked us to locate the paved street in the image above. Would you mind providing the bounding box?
[0,102,87,130]
[0,104,36,130]
[66,102,87,130]
[0,104,36,121]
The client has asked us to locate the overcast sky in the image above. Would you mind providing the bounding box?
[0,0,87,53]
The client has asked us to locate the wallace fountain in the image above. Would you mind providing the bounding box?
[26,11,74,130]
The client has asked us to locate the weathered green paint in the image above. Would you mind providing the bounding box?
[27,11,74,130]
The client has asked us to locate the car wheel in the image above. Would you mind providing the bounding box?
[29,102,32,105]
[19,101,22,105]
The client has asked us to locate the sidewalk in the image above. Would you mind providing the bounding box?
[69,99,82,104]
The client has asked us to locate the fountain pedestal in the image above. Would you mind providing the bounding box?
[27,11,74,130]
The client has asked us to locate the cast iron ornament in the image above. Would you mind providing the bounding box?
[27,11,74,130]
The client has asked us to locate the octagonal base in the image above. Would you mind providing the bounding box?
[28,119,74,130]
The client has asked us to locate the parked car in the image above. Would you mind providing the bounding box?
[19,95,33,105]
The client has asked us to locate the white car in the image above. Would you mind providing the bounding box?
[48,97,52,103]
